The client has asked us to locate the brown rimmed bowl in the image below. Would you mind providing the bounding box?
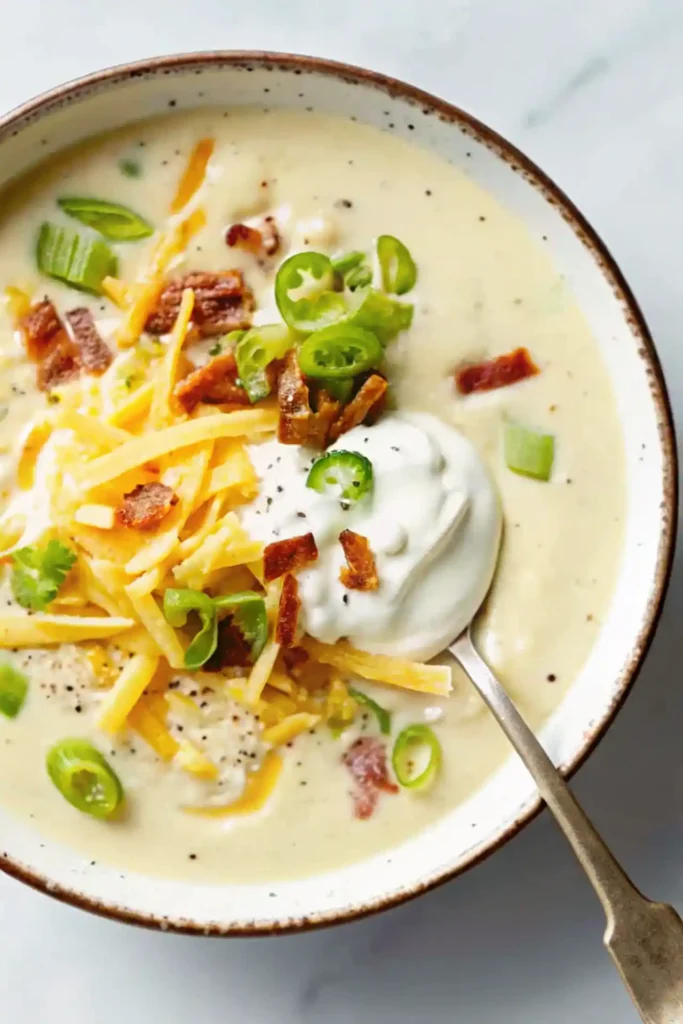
[0,51,677,936]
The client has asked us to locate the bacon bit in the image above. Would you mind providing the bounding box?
[174,351,250,413]
[37,336,81,391]
[225,223,263,254]
[205,618,253,671]
[275,573,300,647]
[329,375,389,442]
[226,216,281,259]
[308,389,342,448]
[260,216,281,257]
[276,351,341,448]
[455,347,539,395]
[116,482,179,530]
[65,308,112,374]
[20,298,62,359]
[277,349,313,445]
[263,533,318,583]
[145,270,254,337]
[339,530,379,591]
[343,737,398,820]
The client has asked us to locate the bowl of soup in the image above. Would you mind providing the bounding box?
[0,52,675,935]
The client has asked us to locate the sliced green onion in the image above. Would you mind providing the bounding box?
[346,264,373,291]
[275,251,348,332]
[58,197,154,241]
[307,450,373,501]
[504,423,555,481]
[392,724,442,790]
[377,234,417,295]
[350,289,413,343]
[46,739,123,819]
[297,324,382,379]
[163,589,217,671]
[235,324,291,403]
[331,250,365,276]
[37,222,118,294]
[214,591,268,661]
[348,686,391,734]
[0,663,28,719]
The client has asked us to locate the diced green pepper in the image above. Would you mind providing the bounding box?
[37,222,118,294]
[214,591,268,661]
[0,663,28,719]
[350,289,413,343]
[163,589,217,671]
[235,324,291,403]
[504,423,555,481]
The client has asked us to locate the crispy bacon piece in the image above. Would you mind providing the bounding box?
[116,482,179,531]
[205,618,253,671]
[20,298,62,360]
[174,351,250,413]
[145,270,254,337]
[339,530,379,591]
[260,216,281,257]
[308,389,342,448]
[276,351,342,448]
[263,532,318,583]
[225,216,280,258]
[36,336,81,391]
[277,350,312,445]
[328,375,389,442]
[65,307,112,374]
[343,737,398,820]
[20,297,82,391]
[455,347,539,395]
[275,573,300,647]
[225,223,263,254]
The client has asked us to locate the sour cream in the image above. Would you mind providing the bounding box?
[242,412,502,660]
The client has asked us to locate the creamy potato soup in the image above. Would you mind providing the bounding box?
[0,110,624,883]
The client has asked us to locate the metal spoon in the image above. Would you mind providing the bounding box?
[448,629,683,1022]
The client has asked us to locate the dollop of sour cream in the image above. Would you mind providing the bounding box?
[242,412,502,661]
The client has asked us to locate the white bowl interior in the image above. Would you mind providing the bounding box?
[0,57,673,931]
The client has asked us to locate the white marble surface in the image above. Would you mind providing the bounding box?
[0,1,681,1021]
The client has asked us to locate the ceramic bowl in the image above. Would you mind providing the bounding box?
[0,51,676,935]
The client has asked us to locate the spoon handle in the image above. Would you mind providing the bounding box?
[449,633,683,1023]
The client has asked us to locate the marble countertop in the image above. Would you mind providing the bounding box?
[0,1,681,1021]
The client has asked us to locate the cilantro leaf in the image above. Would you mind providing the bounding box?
[11,540,76,611]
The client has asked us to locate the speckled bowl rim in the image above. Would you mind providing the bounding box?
[0,50,677,937]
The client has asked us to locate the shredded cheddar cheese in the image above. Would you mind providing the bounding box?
[97,654,160,734]
[184,751,282,817]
